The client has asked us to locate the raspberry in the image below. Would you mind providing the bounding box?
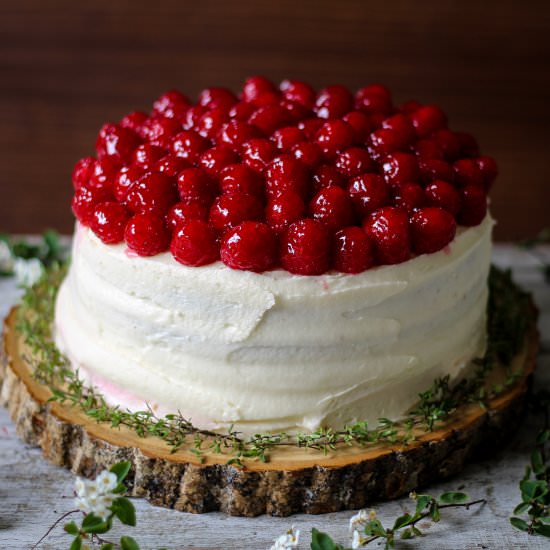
[363,206,411,265]
[167,202,209,231]
[125,172,178,215]
[333,226,374,273]
[309,186,354,232]
[196,108,230,140]
[95,123,141,163]
[266,191,305,233]
[170,220,219,266]
[410,207,456,254]
[291,141,323,168]
[298,118,324,140]
[143,116,181,149]
[409,105,447,137]
[280,79,316,108]
[198,87,238,110]
[347,174,390,216]
[252,91,281,107]
[72,185,113,226]
[280,99,313,123]
[199,146,239,177]
[280,219,330,275]
[381,153,419,187]
[171,130,209,162]
[414,139,444,161]
[177,168,219,207]
[249,105,292,135]
[182,105,207,130]
[242,76,278,103]
[90,202,130,244]
[399,100,422,114]
[312,165,346,194]
[241,138,277,173]
[72,156,95,190]
[431,129,461,161]
[154,154,191,177]
[315,85,353,119]
[392,182,425,213]
[355,85,392,114]
[367,128,404,160]
[335,147,374,177]
[132,143,167,170]
[424,180,461,215]
[219,164,264,198]
[125,212,170,256]
[152,90,190,120]
[455,132,480,157]
[120,111,148,137]
[217,120,260,151]
[315,120,354,158]
[475,156,498,191]
[209,193,263,233]
[88,157,121,191]
[342,111,372,142]
[221,221,277,272]
[453,158,484,188]
[265,155,310,199]
[272,126,305,152]
[113,165,144,202]
[381,114,416,146]
[458,185,487,226]
[229,101,257,121]
[418,159,453,185]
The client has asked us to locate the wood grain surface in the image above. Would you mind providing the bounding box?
[1,0,549,239]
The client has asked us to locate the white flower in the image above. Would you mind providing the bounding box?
[349,509,370,531]
[74,469,117,521]
[0,241,13,273]
[96,470,118,492]
[270,526,300,549]
[351,529,369,549]
[14,257,43,286]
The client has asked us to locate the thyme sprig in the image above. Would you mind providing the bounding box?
[16,264,531,464]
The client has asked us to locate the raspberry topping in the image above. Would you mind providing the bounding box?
[177,168,218,207]
[265,155,309,199]
[333,226,375,273]
[381,153,419,187]
[88,157,121,191]
[132,144,167,170]
[90,202,130,244]
[266,191,306,233]
[272,126,305,152]
[280,79,316,109]
[152,90,190,120]
[392,182,425,213]
[409,105,447,137]
[198,87,237,110]
[96,123,141,163]
[125,172,178,216]
[410,207,457,254]
[291,141,324,168]
[355,84,392,114]
[241,138,277,173]
[209,193,263,233]
[458,185,487,226]
[249,105,292,135]
[72,185,113,226]
[143,117,181,149]
[125,212,170,256]
[309,186,354,232]
[315,85,354,119]
[424,180,461,215]
[217,120,261,151]
[171,130,209,162]
[347,174,390,216]
[475,156,498,191]
[171,220,219,266]
[315,120,354,158]
[72,156,96,190]
[335,148,375,177]
[199,146,239,176]
[219,164,264,198]
[312,165,346,194]
[167,202,209,231]
[113,165,144,202]
[196,108,230,140]
[242,76,277,103]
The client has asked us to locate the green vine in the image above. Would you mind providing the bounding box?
[16,263,531,464]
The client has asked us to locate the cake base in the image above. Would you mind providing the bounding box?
[0,301,539,517]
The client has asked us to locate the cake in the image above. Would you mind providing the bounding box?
[55,77,497,437]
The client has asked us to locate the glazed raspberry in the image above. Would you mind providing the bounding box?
[309,186,354,232]
[72,185,113,226]
[413,139,444,161]
[392,182,425,213]
[354,85,392,114]
[265,155,310,198]
[177,168,219,207]
[369,113,386,129]
[333,226,374,273]
[113,165,144,202]
[249,105,291,135]
[221,221,277,272]
[242,76,278,103]
[381,153,419,187]
[315,85,353,119]
[88,157,121,191]
[280,79,316,108]
[315,120,354,158]
[143,117,181,149]
[453,158,484,188]
[171,130,209,163]
[298,118,325,140]
[342,111,372,142]
[312,165,346,194]
[229,101,257,121]
[410,207,456,254]
[363,206,411,265]
[209,193,263,233]
[96,123,141,163]
[125,172,178,215]
[90,201,130,244]
[272,127,305,152]
[241,138,277,173]
[217,120,261,152]
[154,154,191,177]
[424,180,461,215]
[266,191,305,233]
[418,159,453,185]
[120,111,148,136]
[280,219,330,275]
[72,156,95,190]
[219,164,264,198]
[124,212,170,256]
[455,132,480,157]
[132,144,167,170]
[167,202,209,231]
[399,100,422,114]
[152,90,190,119]
[170,220,219,266]
[182,105,208,130]
[335,147,374,177]
[252,91,281,107]
[381,114,416,146]
[347,174,390,216]
[198,87,238,110]
[431,129,461,161]
[458,185,487,226]
[279,99,313,124]
[367,128,404,160]
[409,105,447,137]
[199,146,239,177]
[475,156,498,190]
[291,141,323,168]
[196,108,230,140]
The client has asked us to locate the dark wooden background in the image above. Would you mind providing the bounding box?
[1,0,549,239]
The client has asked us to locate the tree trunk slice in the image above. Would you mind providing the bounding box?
[0,304,539,517]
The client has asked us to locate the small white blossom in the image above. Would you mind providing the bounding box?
[14,257,43,286]
[96,470,118,492]
[74,469,117,521]
[0,241,13,273]
[349,509,373,531]
[270,526,300,549]
[351,529,369,549]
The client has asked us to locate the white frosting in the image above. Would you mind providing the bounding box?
[54,217,493,435]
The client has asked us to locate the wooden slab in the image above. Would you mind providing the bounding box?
[0,305,539,517]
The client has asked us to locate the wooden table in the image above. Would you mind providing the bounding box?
[1,244,549,549]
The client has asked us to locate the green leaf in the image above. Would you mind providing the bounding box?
[520,479,547,501]
[100,544,115,550]
[111,497,136,526]
[536,429,550,445]
[415,494,431,513]
[64,521,79,535]
[120,536,140,550]
[310,527,342,550]
[513,502,530,515]
[510,517,529,532]
[82,513,110,534]
[534,523,550,537]
[430,504,441,522]
[439,491,469,505]
[364,519,386,538]
[110,461,132,483]
[392,513,412,530]
[69,536,82,550]
[400,527,413,539]
[530,450,545,475]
